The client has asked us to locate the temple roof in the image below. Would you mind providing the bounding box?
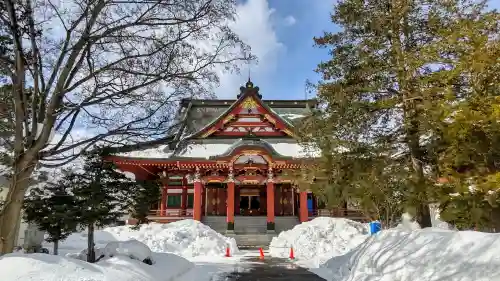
[110,80,320,161]
[170,80,316,141]
[114,138,320,160]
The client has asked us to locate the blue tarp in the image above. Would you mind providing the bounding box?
[307,198,313,211]
[369,221,382,235]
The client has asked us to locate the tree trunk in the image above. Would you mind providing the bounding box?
[87,224,95,263]
[415,203,432,228]
[53,240,59,255]
[0,164,35,254]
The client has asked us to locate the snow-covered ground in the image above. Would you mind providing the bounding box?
[319,228,500,281]
[269,217,370,267]
[5,216,500,281]
[1,219,244,281]
[270,216,500,281]
[0,250,194,281]
[46,219,239,258]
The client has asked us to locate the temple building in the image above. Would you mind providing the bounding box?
[108,80,324,234]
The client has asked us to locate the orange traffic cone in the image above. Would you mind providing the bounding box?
[289,247,295,260]
[259,247,264,260]
[225,246,231,257]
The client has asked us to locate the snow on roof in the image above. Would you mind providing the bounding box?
[175,143,233,159]
[115,145,174,159]
[113,140,321,159]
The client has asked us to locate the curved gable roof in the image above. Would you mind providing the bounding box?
[185,80,298,139]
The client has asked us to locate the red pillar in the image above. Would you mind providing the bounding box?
[267,181,275,223]
[227,181,235,224]
[181,177,187,215]
[160,187,167,216]
[193,169,203,221]
[299,191,308,222]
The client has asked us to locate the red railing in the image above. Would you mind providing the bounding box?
[309,208,370,222]
[148,209,193,217]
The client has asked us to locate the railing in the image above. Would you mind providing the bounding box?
[309,208,370,222]
[148,209,193,217]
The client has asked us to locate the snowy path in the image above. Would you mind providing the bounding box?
[221,256,326,281]
[182,250,326,281]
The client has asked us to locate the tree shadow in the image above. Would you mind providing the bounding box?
[326,230,500,281]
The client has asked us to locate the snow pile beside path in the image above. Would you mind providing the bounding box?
[322,229,500,281]
[57,219,238,258]
[104,240,153,262]
[269,217,369,267]
[0,252,193,281]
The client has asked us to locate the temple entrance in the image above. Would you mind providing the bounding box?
[237,187,266,216]
[239,195,260,215]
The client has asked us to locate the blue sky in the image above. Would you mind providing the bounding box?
[215,0,338,100]
[254,0,337,100]
[218,0,500,101]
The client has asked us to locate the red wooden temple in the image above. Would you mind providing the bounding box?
[108,80,360,232]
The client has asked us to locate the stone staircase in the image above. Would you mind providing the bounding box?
[202,216,300,248]
[234,216,268,234]
[230,234,275,249]
[201,216,227,233]
[275,217,299,234]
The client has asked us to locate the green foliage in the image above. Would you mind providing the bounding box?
[428,4,500,229]
[70,150,134,228]
[23,178,80,255]
[302,0,499,227]
[129,179,161,228]
[68,149,136,262]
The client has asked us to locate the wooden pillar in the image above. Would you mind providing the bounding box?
[160,187,167,216]
[299,191,308,222]
[226,167,235,232]
[227,182,235,223]
[181,176,187,215]
[159,171,169,217]
[266,167,275,225]
[193,168,203,221]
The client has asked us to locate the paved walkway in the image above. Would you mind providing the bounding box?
[222,256,326,281]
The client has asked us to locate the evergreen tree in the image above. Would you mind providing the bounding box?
[129,179,161,228]
[23,174,80,255]
[305,0,498,227]
[431,5,500,231]
[69,150,135,263]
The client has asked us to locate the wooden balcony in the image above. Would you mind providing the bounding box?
[309,208,370,223]
[147,209,193,223]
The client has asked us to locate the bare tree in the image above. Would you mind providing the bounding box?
[0,0,251,253]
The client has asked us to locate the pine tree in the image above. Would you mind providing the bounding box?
[306,0,497,227]
[69,150,135,263]
[129,179,160,228]
[23,175,80,255]
[428,3,500,231]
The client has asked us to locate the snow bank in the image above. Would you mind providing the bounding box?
[0,252,193,281]
[56,219,238,258]
[104,240,152,262]
[65,246,105,261]
[269,217,369,267]
[321,229,500,281]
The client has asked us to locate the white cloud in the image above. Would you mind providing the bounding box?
[284,15,297,26]
[215,0,284,98]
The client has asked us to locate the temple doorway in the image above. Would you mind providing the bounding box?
[238,187,265,215]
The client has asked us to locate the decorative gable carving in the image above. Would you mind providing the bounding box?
[192,81,296,139]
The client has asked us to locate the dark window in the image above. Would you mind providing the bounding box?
[167,195,182,207]
[187,194,194,208]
